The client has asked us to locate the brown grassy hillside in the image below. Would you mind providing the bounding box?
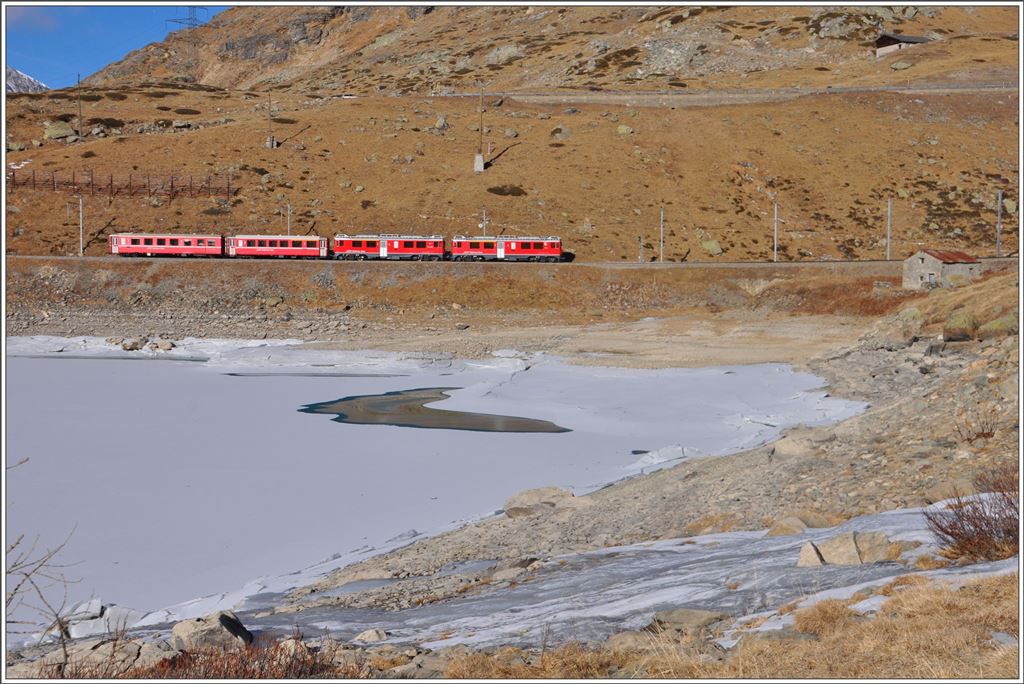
[4,5,1018,261]
[81,6,1018,94]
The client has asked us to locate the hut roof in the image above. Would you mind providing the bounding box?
[920,249,979,264]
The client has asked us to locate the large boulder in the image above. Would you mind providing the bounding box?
[170,610,253,652]
[796,531,905,567]
[943,311,978,341]
[43,120,76,139]
[766,516,808,537]
[353,628,388,643]
[503,487,590,517]
[977,313,1018,340]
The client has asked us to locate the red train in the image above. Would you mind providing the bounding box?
[108,233,570,262]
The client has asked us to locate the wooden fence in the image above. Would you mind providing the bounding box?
[6,170,235,199]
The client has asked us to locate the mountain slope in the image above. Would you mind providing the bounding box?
[83,5,1017,93]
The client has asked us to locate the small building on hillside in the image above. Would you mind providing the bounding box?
[902,249,981,289]
[875,31,933,58]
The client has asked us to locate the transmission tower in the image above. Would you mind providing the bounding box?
[165,7,209,82]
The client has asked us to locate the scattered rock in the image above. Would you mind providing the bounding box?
[504,127,518,138]
[434,115,449,131]
[943,311,978,341]
[766,516,808,537]
[121,337,146,351]
[701,239,723,256]
[353,628,388,643]
[797,540,825,567]
[170,610,253,652]
[977,313,1018,340]
[616,125,634,135]
[549,126,571,141]
[798,531,904,567]
[890,61,913,71]
[647,608,728,635]
[43,120,76,140]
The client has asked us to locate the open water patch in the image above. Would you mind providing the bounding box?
[299,387,571,433]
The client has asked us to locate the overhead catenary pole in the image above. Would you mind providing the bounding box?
[886,195,893,260]
[77,73,83,140]
[473,82,485,173]
[287,202,292,235]
[78,195,84,257]
[481,207,488,236]
[773,199,778,263]
[266,95,275,149]
[659,207,665,263]
[996,189,1003,257]
[638,235,643,263]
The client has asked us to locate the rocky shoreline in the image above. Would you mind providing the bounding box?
[5,271,1018,678]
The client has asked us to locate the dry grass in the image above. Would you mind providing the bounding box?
[58,639,348,679]
[914,554,953,571]
[791,598,856,637]
[924,462,1019,561]
[445,573,1019,680]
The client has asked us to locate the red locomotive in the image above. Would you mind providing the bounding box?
[333,234,445,260]
[450,235,562,262]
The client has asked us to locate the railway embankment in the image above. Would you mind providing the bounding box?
[6,256,917,343]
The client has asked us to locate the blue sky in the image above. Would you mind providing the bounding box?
[5,5,229,89]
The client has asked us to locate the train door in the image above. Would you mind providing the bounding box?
[379,240,388,258]
[228,239,236,256]
[109,236,119,254]
[319,239,327,258]
[496,240,505,260]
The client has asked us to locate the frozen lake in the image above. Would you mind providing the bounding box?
[5,337,866,634]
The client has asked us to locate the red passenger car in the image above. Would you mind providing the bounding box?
[226,235,328,258]
[450,236,563,262]
[332,234,445,260]
[108,233,223,257]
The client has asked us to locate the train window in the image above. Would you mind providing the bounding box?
[367,241,377,248]
[131,238,140,245]
[169,239,179,246]
[156,238,166,246]
[258,240,267,247]
[469,242,480,249]
[416,241,426,248]
[246,240,255,247]
[534,242,544,250]
[403,241,414,248]
[183,240,191,246]
[144,238,153,245]
[351,240,362,248]
[290,240,299,248]
[484,242,494,249]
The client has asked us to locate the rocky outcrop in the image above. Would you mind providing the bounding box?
[796,531,908,567]
[170,610,254,652]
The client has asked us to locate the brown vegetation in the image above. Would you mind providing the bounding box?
[444,573,1019,679]
[924,462,1019,561]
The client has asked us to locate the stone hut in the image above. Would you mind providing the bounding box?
[875,31,932,58]
[902,249,981,289]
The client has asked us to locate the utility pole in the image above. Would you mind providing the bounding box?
[886,195,893,260]
[996,189,1003,257]
[481,207,488,236]
[638,235,643,263]
[773,199,778,263]
[659,207,665,263]
[266,95,276,149]
[287,202,292,235]
[77,73,83,140]
[78,195,84,256]
[474,82,485,173]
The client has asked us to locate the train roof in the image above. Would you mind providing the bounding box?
[452,235,561,241]
[334,234,444,239]
[230,234,325,240]
[110,232,221,238]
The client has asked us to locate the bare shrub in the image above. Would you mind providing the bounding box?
[924,463,1019,561]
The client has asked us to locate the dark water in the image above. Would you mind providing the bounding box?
[299,387,571,433]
